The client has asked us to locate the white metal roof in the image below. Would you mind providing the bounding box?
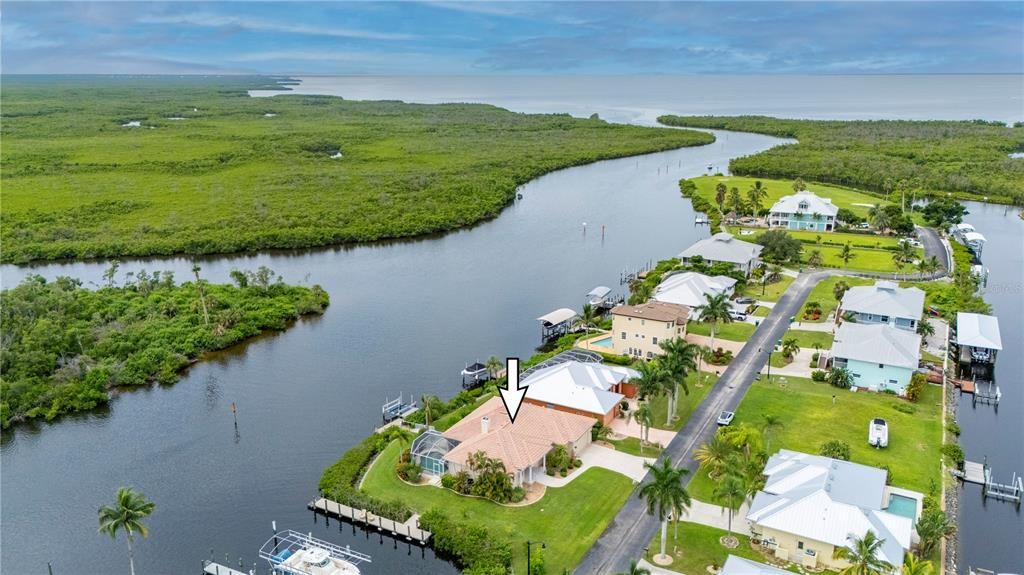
[956,312,1003,350]
[840,280,924,321]
[720,556,792,575]
[962,231,987,243]
[678,232,763,265]
[522,361,635,416]
[769,190,839,216]
[537,308,578,326]
[586,286,612,298]
[831,322,921,369]
[653,271,737,308]
[954,223,975,233]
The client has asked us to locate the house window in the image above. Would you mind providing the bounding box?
[889,379,898,385]
[641,319,645,326]
[621,332,626,340]
[652,337,659,345]
[647,351,653,359]
[797,541,804,550]
[881,316,890,322]
[853,373,861,378]
[879,363,884,369]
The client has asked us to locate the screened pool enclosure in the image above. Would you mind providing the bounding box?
[411,430,459,476]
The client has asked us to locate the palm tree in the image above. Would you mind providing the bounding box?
[631,402,654,452]
[696,292,733,350]
[659,338,698,421]
[925,255,941,275]
[901,554,934,575]
[761,264,783,295]
[629,279,653,305]
[191,264,210,326]
[638,458,692,561]
[695,432,734,479]
[916,319,935,339]
[714,182,727,212]
[747,181,768,214]
[834,531,893,575]
[807,249,824,268]
[868,204,891,232]
[578,303,599,338]
[781,338,799,361]
[792,177,807,192]
[727,186,745,215]
[914,509,955,559]
[837,242,856,268]
[634,360,668,402]
[98,487,156,575]
[723,423,765,460]
[618,559,652,575]
[833,280,851,302]
[893,242,917,274]
[761,413,783,451]
[713,473,748,540]
[485,356,502,379]
[420,394,439,427]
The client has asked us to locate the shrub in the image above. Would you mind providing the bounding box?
[510,487,526,503]
[906,372,927,402]
[892,402,916,414]
[819,439,851,461]
[942,443,965,468]
[441,473,460,491]
[318,433,414,522]
[396,461,422,483]
[420,508,513,573]
[946,421,961,436]
[811,370,827,382]
[707,347,734,365]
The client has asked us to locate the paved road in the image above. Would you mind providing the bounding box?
[575,270,834,574]
[916,226,951,275]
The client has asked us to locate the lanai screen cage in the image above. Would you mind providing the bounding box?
[519,348,603,380]
[411,430,459,476]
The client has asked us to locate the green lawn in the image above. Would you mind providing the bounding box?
[608,436,663,457]
[752,306,770,317]
[689,176,890,218]
[362,440,635,575]
[798,276,874,323]
[802,243,922,273]
[688,321,756,342]
[689,376,943,504]
[646,522,802,574]
[767,228,902,248]
[783,329,834,349]
[647,372,718,431]
[740,275,795,302]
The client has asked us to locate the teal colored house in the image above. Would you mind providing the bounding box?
[768,191,838,232]
[830,322,921,395]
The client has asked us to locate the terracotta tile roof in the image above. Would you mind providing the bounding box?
[611,301,689,323]
[442,397,593,474]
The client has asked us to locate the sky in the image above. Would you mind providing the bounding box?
[2,1,1022,75]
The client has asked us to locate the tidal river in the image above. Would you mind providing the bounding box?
[0,125,787,573]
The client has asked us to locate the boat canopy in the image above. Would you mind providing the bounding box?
[586,286,612,299]
[956,312,1003,350]
[537,308,578,326]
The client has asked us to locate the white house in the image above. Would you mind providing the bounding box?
[831,322,921,395]
[522,361,639,425]
[838,280,924,331]
[678,233,763,276]
[768,191,839,232]
[747,450,921,572]
[653,271,737,308]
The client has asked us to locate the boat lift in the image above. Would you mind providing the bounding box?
[259,529,371,575]
[381,393,417,423]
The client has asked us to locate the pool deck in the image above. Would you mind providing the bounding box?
[575,331,614,351]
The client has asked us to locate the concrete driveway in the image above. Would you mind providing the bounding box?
[536,444,654,487]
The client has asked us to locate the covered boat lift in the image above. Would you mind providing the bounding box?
[953,312,1002,377]
[586,286,614,309]
[537,307,578,341]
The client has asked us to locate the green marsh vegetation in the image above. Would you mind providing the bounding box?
[659,115,1024,204]
[0,265,328,428]
[1,76,713,263]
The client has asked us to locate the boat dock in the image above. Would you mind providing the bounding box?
[382,393,418,423]
[202,561,249,575]
[952,460,1023,507]
[309,497,432,544]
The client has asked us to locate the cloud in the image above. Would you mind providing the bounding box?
[1,21,63,50]
[137,12,418,41]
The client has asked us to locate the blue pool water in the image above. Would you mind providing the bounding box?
[591,336,613,349]
[887,494,918,520]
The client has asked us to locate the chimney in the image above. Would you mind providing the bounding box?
[481,416,490,434]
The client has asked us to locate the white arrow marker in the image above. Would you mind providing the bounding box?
[498,357,527,424]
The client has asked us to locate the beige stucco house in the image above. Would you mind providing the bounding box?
[610,301,690,359]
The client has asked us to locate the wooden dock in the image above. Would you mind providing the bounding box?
[309,497,431,544]
[952,461,1023,507]
[202,561,249,575]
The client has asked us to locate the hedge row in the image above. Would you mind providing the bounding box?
[419,508,513,574]
[318,429,414,522]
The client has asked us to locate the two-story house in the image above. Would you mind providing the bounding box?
[838,280,925,331]
[610,301,689,359]
[768,191,838,232]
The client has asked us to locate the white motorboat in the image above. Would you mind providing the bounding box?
[261,529,371,575]
[868,418,889,448]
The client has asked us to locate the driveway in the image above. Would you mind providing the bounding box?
[536,444,654,487]
[680,498,752,531]
[610,408,677,446]
[761,348,816,378]
[575,270,833,574]
[916,226,950,275]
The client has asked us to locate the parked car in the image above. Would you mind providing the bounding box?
[728,309,748,321]
[735,296,756,305]
[717,411,735,426]
[857,222,871,229]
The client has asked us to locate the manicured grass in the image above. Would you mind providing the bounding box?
[798,276,874,323]
[687,321,756,342]
[688,376,943,504]
[0,77,713,263]
[752,306,770,317]
[921,350,944,365]
[767,228,902,248]
[646,522,801,574]
[648,372,718,431]
[740,275,795,302]
[433,392,496,431]
[608,436,663,457]
[769,353,795,369]
[688,176,890,218]
[783,329,834,349]
[803,243,922,273]
[362,440,634,575]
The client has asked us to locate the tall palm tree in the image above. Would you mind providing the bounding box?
[747,181,768,214]
[696,292,733,351]
[833,280,851,302]
[781,338,799,361]
[638,458,692,561]
[634,360,668,402]
[901,554,934,575]
[837,242,857,268]
[807,249,824,268]
[893,242,917,274]
[618,559,652,575]
[659,338,698,422]
[485,356,502,379]
[191,264,210,326]
[578,303,598,337]
[727,186,745,215]
[868,205,891,232]
[761,264,783,295]
[420,394,439,427]
[761,413,783,451]
[713,473,748,539]
[834,531,893,575]
[631,402,654,452]
[714,182,727,212]
[916,319,935,339]
[98,487,156,575]
[695,432,734,479]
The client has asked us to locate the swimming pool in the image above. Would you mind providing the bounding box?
[886,494,918,520]
[591,336,613,349]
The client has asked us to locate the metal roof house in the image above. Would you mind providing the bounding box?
[522,360,639,425]
[838,280,925,331]
[747,450,921,572]
[678,233,763,276]
[954,312,1002,369]
[768,191,839,232]
[653,271,737,308]
[831,322,921,395]
[720,555,793,575]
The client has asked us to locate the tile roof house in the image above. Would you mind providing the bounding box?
[654,271,738,309]
[838,281,925,331]
[522,361,639,425]
[831,322,921,395]
[747,450,921,572]
[768,191,839,232]
[610,301,690,360]
[679,233,763,276]
[413,397,594,486]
